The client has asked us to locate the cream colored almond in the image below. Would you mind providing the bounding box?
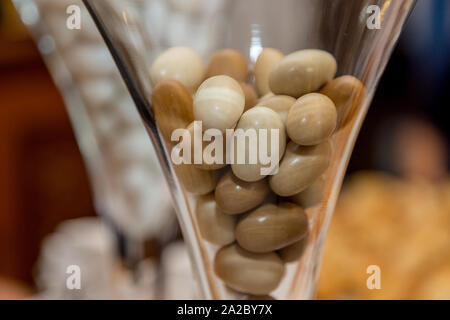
[231,107,286,182]
[286,93,337,146]
[258,92,275,104]
[194,75,245,131]
[150,46,204,93]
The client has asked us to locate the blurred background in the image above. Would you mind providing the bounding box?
[0,0,448,299]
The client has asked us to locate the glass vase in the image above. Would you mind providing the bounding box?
[83,0,415,299]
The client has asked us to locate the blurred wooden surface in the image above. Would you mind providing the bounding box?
[0,8,96,287]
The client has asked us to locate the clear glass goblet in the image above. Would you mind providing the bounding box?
[83,0,415,299]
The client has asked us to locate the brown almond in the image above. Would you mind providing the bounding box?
[278,231,309,263]
[320,75,366,126]
[206,49,248,82]
[152,79,194,144]
[172,155,218,195]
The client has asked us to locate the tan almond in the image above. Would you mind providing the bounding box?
[269,141,331,197]
[256,95,296,124]
[254,48,284,95]
[239,82,259,111]
[183,122,226,171]
[214,244,284,295]
[172,155,217,195]
[286,93,337,146]
[195,194,236,245]
[215,170,270,214]
[152,79,194,144]
[269,49,337,98]
[290,176,325,209]
[236,203,309,253]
